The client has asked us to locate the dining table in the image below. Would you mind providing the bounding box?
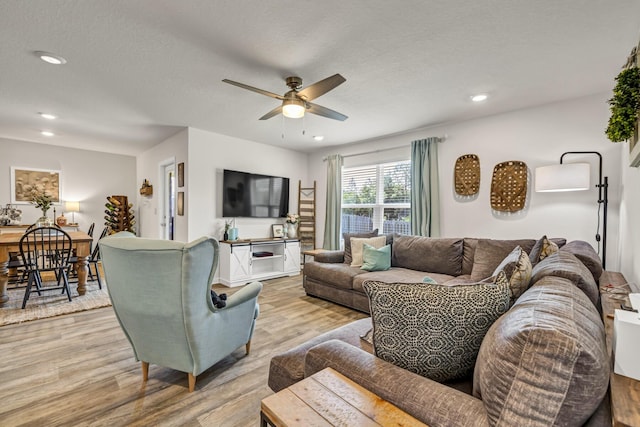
[0,230,94,307]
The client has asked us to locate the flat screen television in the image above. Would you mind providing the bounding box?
[222,169,290,218]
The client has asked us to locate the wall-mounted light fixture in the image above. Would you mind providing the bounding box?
[534,151,608,269]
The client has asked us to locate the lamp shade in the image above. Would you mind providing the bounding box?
[535,163,590,192]
[65,201,80,212]
[282,98,305,118]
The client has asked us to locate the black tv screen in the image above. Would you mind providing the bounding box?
[222,169,290,218]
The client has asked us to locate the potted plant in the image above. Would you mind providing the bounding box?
[30,189,54,226]
[606,66,640,143]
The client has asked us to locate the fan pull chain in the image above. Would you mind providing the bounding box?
[302,114,306,136]
[281,114,285,139]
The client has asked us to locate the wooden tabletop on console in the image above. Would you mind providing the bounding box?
[599,271,640,427]
[260,367,427,427]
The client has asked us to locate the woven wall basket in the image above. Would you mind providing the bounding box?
[454,154,480,196]
[490,160,528,212]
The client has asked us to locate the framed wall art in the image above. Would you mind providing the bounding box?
[272,224,284,238]
[177,162,184,187]
[177,191,184,216]
[11,167,61,204]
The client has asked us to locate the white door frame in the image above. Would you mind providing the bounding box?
[159,158,176,240]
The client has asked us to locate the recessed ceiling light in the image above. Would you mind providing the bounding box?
[35,51,67,65]
[39,112,57,120]
[313,135,324,142]
[471,94,488,102]
[41,130,55,137]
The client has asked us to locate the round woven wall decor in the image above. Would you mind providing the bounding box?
[490,160,528,212]
[454,154,480,196]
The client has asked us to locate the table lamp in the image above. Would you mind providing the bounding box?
[65,201,80,225]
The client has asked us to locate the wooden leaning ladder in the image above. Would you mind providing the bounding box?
[298,181,317,254]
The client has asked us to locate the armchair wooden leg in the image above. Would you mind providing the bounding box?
[188,373,196,392]
[245,340,251,355]
[141,361,149,382]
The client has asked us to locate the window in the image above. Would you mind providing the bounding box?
[341,160,411,235]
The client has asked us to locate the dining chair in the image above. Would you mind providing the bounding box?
[68,227,108,288]
[19,226,74,309]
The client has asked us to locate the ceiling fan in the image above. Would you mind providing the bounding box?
[222,74,348,121]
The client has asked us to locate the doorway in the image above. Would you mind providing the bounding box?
[161,161,176,240]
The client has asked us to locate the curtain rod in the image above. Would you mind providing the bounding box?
[323,136,446,161]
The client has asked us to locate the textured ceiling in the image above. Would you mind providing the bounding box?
[1,1,639,156]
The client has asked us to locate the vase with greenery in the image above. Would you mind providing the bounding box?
[606,66,640,143]
[30,189,54,226]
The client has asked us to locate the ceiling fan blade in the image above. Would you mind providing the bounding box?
[297,74,346,101]
[222,79,284,100]
[259,105,283,120]
[306,102,348,121]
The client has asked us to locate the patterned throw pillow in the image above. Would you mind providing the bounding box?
[529,235,559,266]
[492,246,532,305]
[363,273,510,382]
[350,236,387,267]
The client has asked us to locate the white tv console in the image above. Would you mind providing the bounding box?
[219,238,300,287]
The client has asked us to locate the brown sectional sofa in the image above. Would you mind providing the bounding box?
[303,234,564,313]
[272,235,610,426]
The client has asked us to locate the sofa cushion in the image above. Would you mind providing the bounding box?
[343,229,379,265]
[352,268,455,293]
[529,235,559,266]
[492,246,532,306]
[268,318,373,392]
[391,235,464,276]
[350,236,387,267]
[530,251,600,308]
[303,261,366,290]
[361,243,391,271]
[462,238,479,276]
[363,274,510,382]
[473,277,609,426]
[559,240,604,282]
[470,238,536,281]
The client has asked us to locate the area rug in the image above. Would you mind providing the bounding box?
[0,281,111,327]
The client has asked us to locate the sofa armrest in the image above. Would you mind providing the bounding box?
[304,340,489,427]
[314,250,344,263]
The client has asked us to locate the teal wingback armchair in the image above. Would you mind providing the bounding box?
[100,232,262,392]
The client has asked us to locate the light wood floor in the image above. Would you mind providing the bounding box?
[0,274,367,427]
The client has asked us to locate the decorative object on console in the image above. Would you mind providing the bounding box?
[454,154,481,196]
[55,211,67,226]
[223,220,232,241]
[272,224,284,238]
[0,204,22,225]
[65,201,80,225]
[285,212,299,238]
[490,160,527,212]
[535,151,608,269]
[139,179,153,196]
[105,195,135,234]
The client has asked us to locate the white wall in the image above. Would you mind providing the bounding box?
[188,127,309,242]
[0,137,137,240]
[136,128,188,241]
[310,93,621,269]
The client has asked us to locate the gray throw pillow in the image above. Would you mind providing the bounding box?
[492,245,532,306]
[363,274,510,382]
[343,229,379,265]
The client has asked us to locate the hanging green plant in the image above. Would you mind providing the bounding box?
[606,66,640,142]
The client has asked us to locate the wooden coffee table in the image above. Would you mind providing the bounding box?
[260,367,427,426]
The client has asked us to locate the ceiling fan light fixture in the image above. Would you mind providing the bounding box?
[471,93,488,102]
[282,98,305,118]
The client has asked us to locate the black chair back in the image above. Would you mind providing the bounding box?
[19,227,72,272]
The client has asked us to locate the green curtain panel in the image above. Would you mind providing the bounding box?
[323,154,344,249]
[411,138,441,237]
